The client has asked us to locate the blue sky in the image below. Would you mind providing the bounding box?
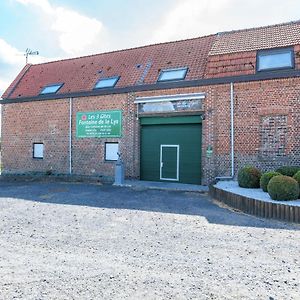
[1,0,300,96]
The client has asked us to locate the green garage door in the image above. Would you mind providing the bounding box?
[140,116,202,184]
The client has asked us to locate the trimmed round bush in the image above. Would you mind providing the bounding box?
[260,171,281,192]
[267,175,299,201]
[276,166,300,177]
[293,171,300,198]
[238,166,261,188]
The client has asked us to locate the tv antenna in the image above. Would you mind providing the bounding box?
[24,48,39,64]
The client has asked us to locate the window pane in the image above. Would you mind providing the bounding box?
[258,50,293,71]
[95,77,119,89]
[158,68,187,81]
[105,143,119,161]
[33,143,44,158]
[40,84,62,94]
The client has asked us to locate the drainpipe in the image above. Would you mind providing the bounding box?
[69,97,73,175]
[230,82,235,178]
[215,82,235,181]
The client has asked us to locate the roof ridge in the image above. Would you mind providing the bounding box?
[31,33,217,67]
[217,19,300,36]
[29,20,300,67]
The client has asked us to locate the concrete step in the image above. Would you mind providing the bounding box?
[119,180,209,193]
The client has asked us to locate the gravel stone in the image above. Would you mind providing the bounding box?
[0,181,299,299]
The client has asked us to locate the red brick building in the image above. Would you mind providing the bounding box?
[2,21,300,185]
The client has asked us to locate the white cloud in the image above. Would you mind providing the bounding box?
[51,7,107,55]
[0,37,60,65]
[0,38,23,96]
[0,78,12,97]
[0,37,60,97]
[150,0,230,42]
[150,0,300,43]
[1,0,105,97]
[15,0,53,13]
[0,38,24,65]
[15,0,109,56]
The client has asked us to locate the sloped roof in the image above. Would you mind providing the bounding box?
[2,35,216,99]
[2,64,31,99]
[210,20,300,55]
[2,20,300,100]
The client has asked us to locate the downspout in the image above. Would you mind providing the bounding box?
[69,97,73,175]
[230,82,235,178]
[215,82,235,181]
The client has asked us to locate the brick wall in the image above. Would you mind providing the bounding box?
[2,100,70,174]
[212,78,300,178]
[1,94,139,181]
[260,115,288,157]
[71,93,139,180]
[205,51,256,78]
[2,77,300,185]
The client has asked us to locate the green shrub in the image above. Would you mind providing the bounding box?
[276,166,300,177]
[260,171,281,192]
[267,175,299,201]
[238,166,261,188]
[292,171,300,198]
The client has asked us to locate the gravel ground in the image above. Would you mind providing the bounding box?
[0,181,300,300]
[215,181,300,206]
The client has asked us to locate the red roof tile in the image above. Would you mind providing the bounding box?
[2,20,300,100]
[210,20,300,55]
[2,35,216,99]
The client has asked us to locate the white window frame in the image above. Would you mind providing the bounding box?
[94,76,120,89]
[157,67,188,82]
[33,143,44,159]
[160,144,180,181]
[40,83,63,94]
[256,47,294,72]
[105,142,119,161]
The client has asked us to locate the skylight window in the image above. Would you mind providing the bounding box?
[257,48,294,72]
[158,67,188,82]
[40,84,63,94]
[94,76,120,89]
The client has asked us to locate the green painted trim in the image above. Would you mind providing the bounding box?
[140,115,202,125]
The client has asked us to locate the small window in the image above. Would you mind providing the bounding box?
[94,76,120,89]
[158,67,188,82]
[257,48,294,72]
[33,143,44,159]
[105,143,119,161]
[40,84,63,94]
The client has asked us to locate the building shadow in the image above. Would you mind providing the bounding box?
[0,180,298,230]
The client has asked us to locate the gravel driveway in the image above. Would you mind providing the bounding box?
[0,181,299,300]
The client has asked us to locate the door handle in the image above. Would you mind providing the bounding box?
[161,162,164,168]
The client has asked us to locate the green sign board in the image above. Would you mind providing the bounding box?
[76,110,122,138]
